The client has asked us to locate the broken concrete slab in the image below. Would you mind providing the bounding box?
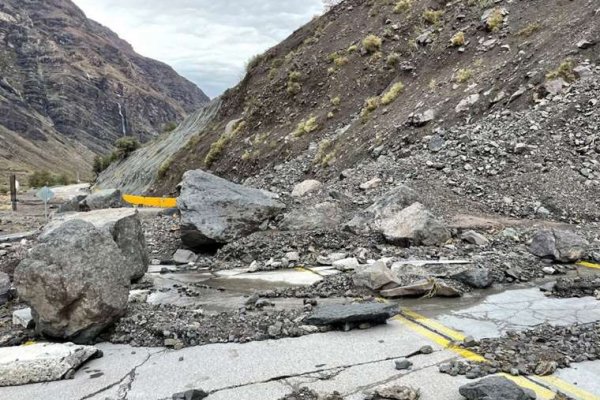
[459,376,535,400]
[0,342,99,387]
[303,303,397,326]
[353,261,400,290]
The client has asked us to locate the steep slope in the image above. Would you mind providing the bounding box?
[0,0,209,180]
[152,0,597,190]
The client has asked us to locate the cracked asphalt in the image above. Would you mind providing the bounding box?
[2,284,600,399]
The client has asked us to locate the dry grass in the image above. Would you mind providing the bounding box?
[423,9,444,25]
[486,8,504,32]
[381,82,404,105]
[455,68,473,83]
[517,22,542,37]
[546,59,576,82]
[362,34,382,54]
[393,0,412,13]
[450,31,465,47]
[293,116,319,137]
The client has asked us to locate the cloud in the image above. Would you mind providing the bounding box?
[72,0,324,98]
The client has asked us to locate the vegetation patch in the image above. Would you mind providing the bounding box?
[93,136,141,175]
[486,8,504,32]
[455,68,473,83]
[287,71,302,96]
[423,9,444,25]
[450,31,465,47]
[546,59,576,82]
[28,171,72,188]
[393,0,412,14]
[362,34,382,54]
[360,96,380,122]
[293,116,319,138]
[314,139,336,167]
[517,22,542,37]
[381,82,404,105]
[386,52,401,67]
[204,120,246,168]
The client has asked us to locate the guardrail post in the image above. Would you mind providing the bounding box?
[9,174,17,211]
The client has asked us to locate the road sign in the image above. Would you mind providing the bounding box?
[36,186,55,202]
[36,186,55,221]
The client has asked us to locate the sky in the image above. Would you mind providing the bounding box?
[72,0,325,98]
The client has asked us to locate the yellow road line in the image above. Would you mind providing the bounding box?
[122,194,177,208]
[577,261,600,270]
[396,311,600,400]
[294,266,322,276]
[401,308,466,342]
[537,375,600,400]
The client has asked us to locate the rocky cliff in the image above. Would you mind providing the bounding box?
[0,0,209,180]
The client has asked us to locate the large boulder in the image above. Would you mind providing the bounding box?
[177,170,285,248]
[291,179,322,197]
[80,189,124,210]
[0,342,99,387]
[529,228,588,263]
[280,202,343,231]
[41,209,148,281]
[459,376,536,400]
[345,185,418,233]
[381,203,450,246]
[353,261,400,290]
[14,220,130,343]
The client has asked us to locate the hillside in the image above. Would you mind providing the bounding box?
[99,0,599,223]
[0,0,209,181]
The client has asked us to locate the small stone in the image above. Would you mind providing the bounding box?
[419,345,434,354]
[285,251,300,262]
[12,308,34,329]
[542,266,556,275]
[461,231,490,246]
[291,180,322,197]
[173,249,197,265]
[577,39,596,49]
[463,335,477,347]
[360,178,382,190]
[172,389,209,400]
[394,358,413,370]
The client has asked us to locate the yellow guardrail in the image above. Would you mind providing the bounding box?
[122,194,177,208]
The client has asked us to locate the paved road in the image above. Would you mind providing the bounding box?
[2,283,600,400]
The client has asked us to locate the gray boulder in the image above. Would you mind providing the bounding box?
[529,228,588,263]
[57,194,87,213]
[177,170,285,247]
[291,179,322,197]
[173,249,197,264]
[461,230,490,247]
[80,189,124,210]
[304,303,397,326]
[346,185,418,233]
[41,209,149,281]
[0,272,10,305]
[451,268,493,289]
[280,202,343,231]
[353,261,400,290]
[459,376,536,400]
[0,342,99,387]
[381,203,450,246]
[15,220,130,343]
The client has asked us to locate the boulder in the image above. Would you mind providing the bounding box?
[381,203,450,246]
[173,249,198,264]
[0,342,99,387]
[345,185,418,233]
[80,189,124,210]
[529,228,588,263]
[390,260,492,289]
[360,178,382,191]
[353,261,400,290]
[172,389,209,400]
[374,385,420,400]
[15,220,130,343]
[57,194,87,213]
[12,308,33,329]
[304,303,397,326]
[280,202,342,231]
[41,209,149,281]
[291,180,322,197]
[456,94,480,113]
[461,231,490,247]
[451,268,493,289]
[177,170,285,248]
[459,376,536,400]
[0,271,10,305]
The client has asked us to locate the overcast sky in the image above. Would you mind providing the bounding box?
[72,0,325,98]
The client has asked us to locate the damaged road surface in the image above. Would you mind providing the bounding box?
[3,281,600,400]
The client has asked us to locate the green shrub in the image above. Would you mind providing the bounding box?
[455,68,473,83]
[381,82,404,105]
[28,171,72,188]
[486,8,504,32]
[114,137,140,158]
[386,52,401,67]
[163,122,178,133]
[204,121,246,168]
[360,97,380,122]
[546,59,576,82]
[362,34,382,54]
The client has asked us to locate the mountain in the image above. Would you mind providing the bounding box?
[0,0,209,181]
[99,0,600,223]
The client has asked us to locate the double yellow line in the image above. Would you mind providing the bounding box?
[397,308,600,400]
